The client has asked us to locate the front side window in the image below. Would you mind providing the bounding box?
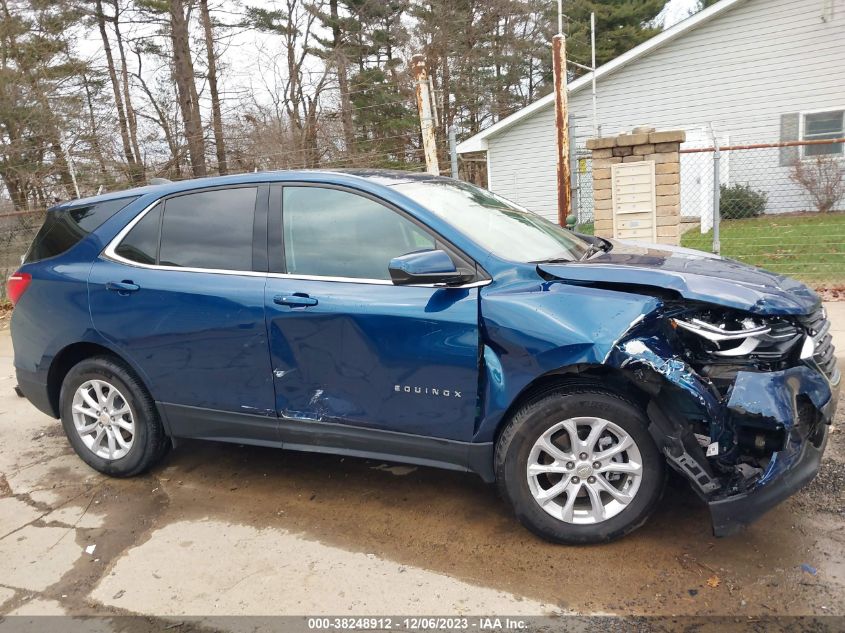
[283,187,435,280]
[392,180,590,263]
[158,187,257,270]
[803,110,844,157]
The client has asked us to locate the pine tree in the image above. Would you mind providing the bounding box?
[0,0,85,208]
[537,0,670,82]
[347,1,418,166]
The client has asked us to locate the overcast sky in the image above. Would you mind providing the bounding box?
[662,0,701,26]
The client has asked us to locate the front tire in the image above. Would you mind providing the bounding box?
[495,386,665,544]
[60,356,169,477]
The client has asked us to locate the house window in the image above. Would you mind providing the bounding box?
[803,110,844,157]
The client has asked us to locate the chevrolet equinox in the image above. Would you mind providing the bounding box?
[9,171,839,543]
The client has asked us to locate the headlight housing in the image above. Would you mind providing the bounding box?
[671,311,802,361]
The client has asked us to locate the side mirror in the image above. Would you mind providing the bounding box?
[389,249,470,286]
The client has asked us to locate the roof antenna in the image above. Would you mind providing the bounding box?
[149,177,172,186]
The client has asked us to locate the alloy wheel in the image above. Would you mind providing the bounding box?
[71,379,135,460]
[526,416,643,524]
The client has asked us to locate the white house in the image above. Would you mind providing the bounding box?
[457,0,845,226]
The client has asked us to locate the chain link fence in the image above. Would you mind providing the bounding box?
[571,117,595,232]
[569,132,845,287]
[678,138,845,287]
[1,209,42,300]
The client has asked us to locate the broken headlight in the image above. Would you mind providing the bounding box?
[671,311,804,394]
[673,315,797,357]
[672,312,802,362]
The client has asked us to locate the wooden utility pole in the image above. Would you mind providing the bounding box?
[412,54,440,176]
[552,33,571,226]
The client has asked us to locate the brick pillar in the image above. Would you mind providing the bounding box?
[585,127,685,245]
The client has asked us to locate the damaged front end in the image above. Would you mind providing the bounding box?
[608,305,840,536]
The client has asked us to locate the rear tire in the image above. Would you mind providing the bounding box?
[495,386,665,544]
[59,356,169,477]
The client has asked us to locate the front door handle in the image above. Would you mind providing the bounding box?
[106,280,140,294]
[274,293,318,307]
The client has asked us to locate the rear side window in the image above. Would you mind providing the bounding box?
[24,196,139,263]
[154,187,257,270]
[115,203,162,265]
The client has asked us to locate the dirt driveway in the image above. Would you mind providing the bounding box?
[1,315,844,626]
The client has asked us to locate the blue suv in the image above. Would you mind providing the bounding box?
[9,171,839,543]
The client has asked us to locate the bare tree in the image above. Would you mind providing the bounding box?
[169,0,206,177]
[199,0,227,175]
[81,71,110,181]
[132,51,183,179]
[110,0,144,178]
[93,0,142,183]
[329,0,355,159]
[790,155,845,213]
[247,1,330,168]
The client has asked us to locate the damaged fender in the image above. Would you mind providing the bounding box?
[606,313,839,536]
[476,280,661,442]
[481,273,838,536]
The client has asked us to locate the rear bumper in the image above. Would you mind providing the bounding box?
[15,368,57,418]
[708,366,839,537]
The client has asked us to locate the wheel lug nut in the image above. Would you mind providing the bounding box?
[593,461,601,469]
[579,452,588,460]
[588,476,596,484]
[571,476,580,484]
[566,461,575,470]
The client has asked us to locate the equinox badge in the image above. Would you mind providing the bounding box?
[394,385,462,398]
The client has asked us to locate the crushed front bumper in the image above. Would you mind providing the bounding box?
[708,364,839,537]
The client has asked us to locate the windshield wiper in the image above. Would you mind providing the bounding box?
[578,237,613,261]
[578,244,601,261]
[533,238,611,264]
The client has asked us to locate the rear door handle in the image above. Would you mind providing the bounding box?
[274,293,318,307]
[106,281,140,294]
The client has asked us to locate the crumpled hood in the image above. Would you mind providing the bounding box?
[538,240,820,316]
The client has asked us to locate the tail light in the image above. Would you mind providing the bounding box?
[6,272,31,305]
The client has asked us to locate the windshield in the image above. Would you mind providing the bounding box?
[392,179,590,262]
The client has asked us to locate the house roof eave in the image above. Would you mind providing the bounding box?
[455,0,749,154]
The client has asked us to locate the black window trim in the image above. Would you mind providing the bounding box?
[103,183,268,276]
[270,181,490,287]
[24,194,141,265]
[103,180,490,287]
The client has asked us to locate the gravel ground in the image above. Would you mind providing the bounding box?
[796,428,845,518]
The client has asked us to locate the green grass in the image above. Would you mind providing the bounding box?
[681,213,845,288]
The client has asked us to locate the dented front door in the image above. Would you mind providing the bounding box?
[264,278,480,441]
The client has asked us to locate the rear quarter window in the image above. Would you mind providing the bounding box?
[24,196,139,264]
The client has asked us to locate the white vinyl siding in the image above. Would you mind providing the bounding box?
[483,0,845,218]
[486,106,558,222]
